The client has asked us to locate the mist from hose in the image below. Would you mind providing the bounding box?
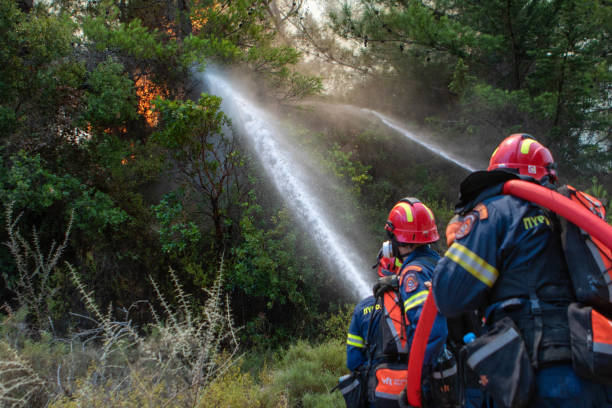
[362,109,477,172]
[201,68,373,299]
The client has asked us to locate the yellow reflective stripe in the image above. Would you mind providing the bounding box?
[395,202,413,222]
[520,139,535,154]
[445,243,499,288]
[395,258,403,268]
[347,339,365,348]
[424,206,434,221]
[347,333,365,348]
[404,290,429,311]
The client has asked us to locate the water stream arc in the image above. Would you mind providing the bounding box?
[201,69,373,299]
[362,109,477,173]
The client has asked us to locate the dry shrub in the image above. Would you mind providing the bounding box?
[1,203,241,407]
[3,203,73,331]
[0,340,48,407]
[49,258,240,407]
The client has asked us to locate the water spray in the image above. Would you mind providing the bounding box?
[201,69,372,299]
[362,109,477,172]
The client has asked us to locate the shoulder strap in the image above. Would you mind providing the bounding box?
[502,180,612,251]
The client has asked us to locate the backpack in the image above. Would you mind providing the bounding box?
[557,185,612,314]
[365,275,410,407]
[552,185,612,384]
[567,303,612,385]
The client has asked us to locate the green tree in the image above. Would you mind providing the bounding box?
[81,58,138,130]
[330,0,611,177]
[0,0,81,144]
[230,201,327,348]
[151,189,202,257]
[153,94,245,249]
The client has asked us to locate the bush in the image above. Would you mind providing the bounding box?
[260,341,346,408]
[198,364,261,408]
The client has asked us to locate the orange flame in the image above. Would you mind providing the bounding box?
[135,74,166,127]
[121,142,136,166]
[191,1,219,35]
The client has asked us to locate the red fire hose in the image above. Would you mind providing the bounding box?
[405,288,437,407]
[502,180,612,250]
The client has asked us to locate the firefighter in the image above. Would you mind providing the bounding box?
[346,252,401,373]
[345,250,401,408]
[384,198,448,370]
[345,198,447,408]
[432,134,612,407]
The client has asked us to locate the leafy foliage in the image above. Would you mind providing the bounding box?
[81,58,138,129]
[152,190,202,256]
[153,94,245,247]
[0,152,128,238]
[330,0,611,177]
[229,200,326,348]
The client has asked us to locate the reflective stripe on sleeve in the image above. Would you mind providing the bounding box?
[445,242,499,288]
[347,333,365,348]
[404,290,429,312]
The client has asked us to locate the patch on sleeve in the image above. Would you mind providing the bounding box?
[455,212,477,240]
[404,273,418,292]
[474,203,488,220]
[445,215,464,246]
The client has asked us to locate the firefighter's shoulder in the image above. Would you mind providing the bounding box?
[354,295,376,315]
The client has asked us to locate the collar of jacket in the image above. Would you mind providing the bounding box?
[455,170,544,214]
[402,245,440,267]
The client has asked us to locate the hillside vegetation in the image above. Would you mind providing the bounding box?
[0,0,609,406]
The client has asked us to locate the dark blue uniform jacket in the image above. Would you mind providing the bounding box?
[433,171,573,366]
[347,246,448,371]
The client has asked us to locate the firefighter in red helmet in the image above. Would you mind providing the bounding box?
[488,133,557,183]
[343,198,448,408]
[433,134,612,407]
[380,198,447,406]
[384,197,440,257]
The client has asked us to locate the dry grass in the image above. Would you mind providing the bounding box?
[1,204,241,407]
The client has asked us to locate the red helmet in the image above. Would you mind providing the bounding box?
[488,134,557,182]
[384,198,439,244]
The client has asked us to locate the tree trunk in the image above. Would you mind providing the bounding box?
[177,0,192,40]
[211,196,224,252]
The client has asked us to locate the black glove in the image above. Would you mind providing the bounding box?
[373,275,399,298]
[398,388,416,408]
